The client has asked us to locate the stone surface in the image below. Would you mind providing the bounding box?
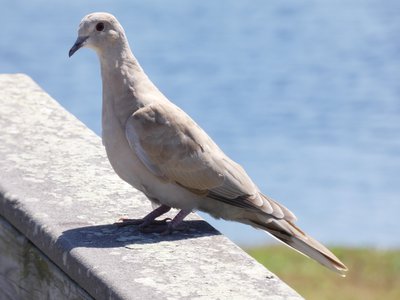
[0,74,302,300]
[0,216,93,300]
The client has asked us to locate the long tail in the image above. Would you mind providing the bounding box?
[249,218,348,275]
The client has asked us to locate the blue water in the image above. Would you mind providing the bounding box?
[2,1,400,248]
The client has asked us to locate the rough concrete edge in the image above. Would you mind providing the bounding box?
[0,73,130,299]
[0,215,93,300]
[0,189,101,298]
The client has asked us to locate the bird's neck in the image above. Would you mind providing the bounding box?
[98,44,160,132]
[99,42,142,96]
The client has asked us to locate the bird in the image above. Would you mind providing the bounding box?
[69,12,348,275]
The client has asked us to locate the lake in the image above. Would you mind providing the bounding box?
[1,0,399,248]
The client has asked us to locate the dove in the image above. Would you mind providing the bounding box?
[69,12,348,275]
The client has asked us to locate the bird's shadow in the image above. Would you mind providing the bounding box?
[57,220,220,251]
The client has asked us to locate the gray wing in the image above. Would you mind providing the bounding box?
[125,102,294,220]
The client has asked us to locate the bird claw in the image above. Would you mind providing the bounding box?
[114,218,143,227]
[114,217,172,228]
[123,219,189,235]
[115,208,191,234]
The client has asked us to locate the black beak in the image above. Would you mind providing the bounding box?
[69,36,89,57]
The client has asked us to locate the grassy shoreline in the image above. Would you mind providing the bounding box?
[245,245,400,300]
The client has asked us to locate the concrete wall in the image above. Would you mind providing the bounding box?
[0,216,92,300]
[0,74,302,300]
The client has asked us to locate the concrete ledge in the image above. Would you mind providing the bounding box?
[0,215,92,300]
[0,74,302,299]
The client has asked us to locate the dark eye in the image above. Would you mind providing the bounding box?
[96,22,105,31]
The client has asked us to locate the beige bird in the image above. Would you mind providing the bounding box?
[69,12,348,275]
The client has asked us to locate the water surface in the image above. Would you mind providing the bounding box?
[1,0,399,247]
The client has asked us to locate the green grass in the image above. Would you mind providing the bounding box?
[245,245,400,300]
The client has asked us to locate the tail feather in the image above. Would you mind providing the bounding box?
[250,218,348,275]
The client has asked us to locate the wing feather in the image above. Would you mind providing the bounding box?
[124,102,294,220]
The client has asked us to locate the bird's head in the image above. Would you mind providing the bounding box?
[69,12,126,57]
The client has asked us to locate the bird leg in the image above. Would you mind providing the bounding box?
[115,204,171,228]
[115,205,192,234]
[159,208,192,235]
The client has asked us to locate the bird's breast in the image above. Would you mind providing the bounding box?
[102,103,145,190]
